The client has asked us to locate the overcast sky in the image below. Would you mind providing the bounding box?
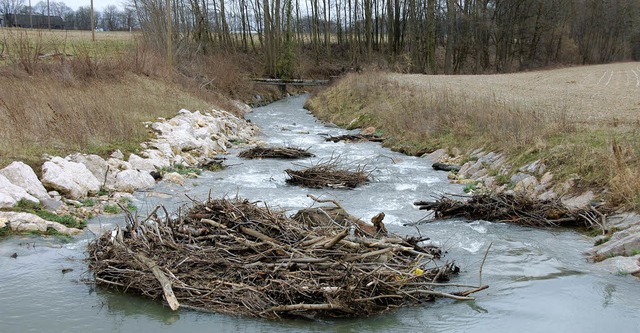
[58,0,127,11]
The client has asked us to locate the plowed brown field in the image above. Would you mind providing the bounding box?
[389,62,640,125]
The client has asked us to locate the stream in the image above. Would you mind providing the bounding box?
[1,95,639,332]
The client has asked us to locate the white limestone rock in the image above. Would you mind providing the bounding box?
[164,129,200,152]
[110,150,125,159]
[129,153,161,172]
[0,174,39,208]
[41,157,101,200]
[594,254,640,276]
[0,161,50,201]
[68,153,115,189]
[562,190,595,210]
[163,172,185,185]
[114,170,156,193]
[513,175,539,194]
[0,211,82,235]
[425,148,448,162]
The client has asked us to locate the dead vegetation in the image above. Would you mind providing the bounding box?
[413,193,609,230]
[285,159,370,189]
[87,197,486,319]
[0,30,265,168]
[238,146,314,159]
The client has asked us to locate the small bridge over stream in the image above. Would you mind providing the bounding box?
[252,78,331,94]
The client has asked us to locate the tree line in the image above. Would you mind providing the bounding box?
[3,0,640,76]
[0,0,137,30]
[131,0,640,77]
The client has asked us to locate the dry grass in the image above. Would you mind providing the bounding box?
[0,29,260,169]
[307,66,640,210]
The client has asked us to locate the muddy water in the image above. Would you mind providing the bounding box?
[1,95,639,332]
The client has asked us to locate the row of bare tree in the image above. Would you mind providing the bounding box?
[133,0,640,77]
[4,0,638,76]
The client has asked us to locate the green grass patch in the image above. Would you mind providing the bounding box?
[10,199,86,229]
[463,182,479,193]
[160,163,202,176]
[103,204,121,214]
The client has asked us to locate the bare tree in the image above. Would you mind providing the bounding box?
[0,0,24,15]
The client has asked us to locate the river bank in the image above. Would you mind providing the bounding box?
[2,95,640,332]
[0,105,258,236]
[306,66,640,277]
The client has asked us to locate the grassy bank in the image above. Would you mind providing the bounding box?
[306,70,640,210]
[0,29,276,169]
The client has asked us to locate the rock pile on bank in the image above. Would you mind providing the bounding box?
[0,107,257,235]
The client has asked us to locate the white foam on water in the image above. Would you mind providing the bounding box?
[395,183,418,191]
[222,172,278,188]
[460,240,485,253]
[467,221,488,234]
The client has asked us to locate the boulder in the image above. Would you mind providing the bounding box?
[164,129,200,152]
[41,157,101,200]
[519,160,546,175]
[0,161,50,201]
[110,150,125,159]
[107,158,132,172]
[0,211,82,235]
[128,153,165,172]
[458,160,482,178]
[562,190,595,210]
[588,225,640,260]
[607,213,640,231]
[0,174,39,208]
[68,153,115,189]
[231,100,253,114]
[425,148,448,162]
[513,175,539,194]
[114,170,156,193]
[141,149,172,167]
[163,172,186,185]
[360,126,376,135]
[594,254,640,275]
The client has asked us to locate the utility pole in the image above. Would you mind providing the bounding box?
[90,0,95,41]
[166,0,172,66]
[47,0,50,30]
[29,0,32,28]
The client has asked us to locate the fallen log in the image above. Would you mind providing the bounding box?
[325,134,384,143]
[432,162,461,172]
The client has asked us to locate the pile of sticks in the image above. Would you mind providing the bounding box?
[239,146,314,159]
[414,193,608,229]
[88,197,485,320]
[285,160,370,189]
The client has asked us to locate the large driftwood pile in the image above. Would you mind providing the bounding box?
[239,146,314,159]
[88,197,485,320]
[414,193,608,229]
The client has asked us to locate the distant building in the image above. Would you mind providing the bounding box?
[2,14,64,29]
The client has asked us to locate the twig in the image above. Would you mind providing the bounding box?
[479,242,492,286]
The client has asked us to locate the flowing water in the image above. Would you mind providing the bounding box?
[1,95,639,333]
